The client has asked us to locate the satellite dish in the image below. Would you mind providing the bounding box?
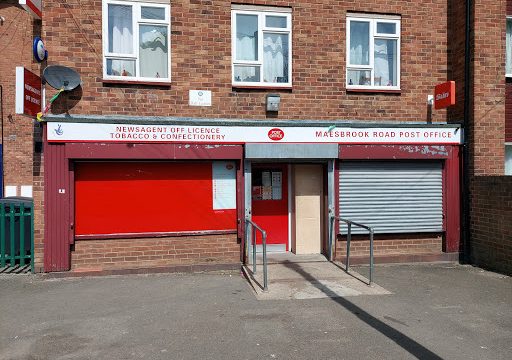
[43,65,81,91]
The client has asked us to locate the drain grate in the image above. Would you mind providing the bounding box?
[0,264,32,274]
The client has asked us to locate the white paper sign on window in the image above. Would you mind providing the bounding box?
[271,171,282,200]
[212,161,236,210]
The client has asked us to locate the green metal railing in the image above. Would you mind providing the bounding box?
[0,200,34,272]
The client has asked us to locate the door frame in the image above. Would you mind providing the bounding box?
[250,162,289,251]
[244,159,336,262]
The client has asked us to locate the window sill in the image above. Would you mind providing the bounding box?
[346,88,401,94]
[102,79,172,87]
[232,85,292,91]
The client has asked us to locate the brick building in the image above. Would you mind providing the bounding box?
[0,0,508,274]
[468,0,511,275]
[0,1,44,269]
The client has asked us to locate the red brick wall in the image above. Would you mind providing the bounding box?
[470,0,506,176]
[470,177,512,275]
[42,0,451,123]
[467,1,509,275]
[0,1,45,271]
[334,234,443,259]
[71,234,240,271]
[508,0,512,15]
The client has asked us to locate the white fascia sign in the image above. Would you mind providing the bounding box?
[47,122,463,145]
[19,0,42,20]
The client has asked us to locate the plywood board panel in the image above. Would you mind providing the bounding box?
[294,165,323,254]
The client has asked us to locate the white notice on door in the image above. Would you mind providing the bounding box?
[262,171,271,186]
[212,161,236,210]
[262,186,272,200]
[271,171,282,186]
[272,186,282,200]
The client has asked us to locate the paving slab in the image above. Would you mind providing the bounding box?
[243,253,391,300]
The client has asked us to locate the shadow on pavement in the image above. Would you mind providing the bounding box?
[281,260,443,360]
[330,260,371,286]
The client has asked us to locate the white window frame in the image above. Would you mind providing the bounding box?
[231,7,292,88]
[346,14,401,90]
[506,17,512,78]
[102,0,171,83]
[506,143,512,175]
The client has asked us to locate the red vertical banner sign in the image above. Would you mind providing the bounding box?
[15,67,42,118]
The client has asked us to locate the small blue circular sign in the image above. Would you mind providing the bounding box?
[33,37,48,62]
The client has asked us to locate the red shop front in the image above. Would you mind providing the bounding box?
[43,134,244,272]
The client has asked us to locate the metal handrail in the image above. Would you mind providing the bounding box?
[330,216,374,285]
[245,218,268,292]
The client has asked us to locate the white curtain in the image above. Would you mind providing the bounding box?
[236,34,257,61]
[234,14,259,82]
[108,4,133,54]
[374,40,393,86]
[506,146,512,175]
[507,20,512,74]
[374,39,395,86]
[263,33,287,83]
[235,34,259,81]
[349,21,369,65]
[139,26,168,78]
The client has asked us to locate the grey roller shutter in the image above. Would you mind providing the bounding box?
[339,161,443,234]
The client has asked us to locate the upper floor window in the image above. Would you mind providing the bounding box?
[231,5,292,88]
[102,0,170,82]
[346,14,400,90]
[507,17,512,77]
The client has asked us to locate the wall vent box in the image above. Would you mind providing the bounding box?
[266,94,280,112]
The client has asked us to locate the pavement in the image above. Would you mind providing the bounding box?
[0,263,511,360]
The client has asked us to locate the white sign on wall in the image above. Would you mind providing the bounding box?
[189,90,212,107]
[212,161,236,210]
[4,186,17,197]
[47,122,462,145]
[20,185,33,198]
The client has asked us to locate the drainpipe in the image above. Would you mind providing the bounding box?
[0,84,3,198]
[462,0,472,263]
